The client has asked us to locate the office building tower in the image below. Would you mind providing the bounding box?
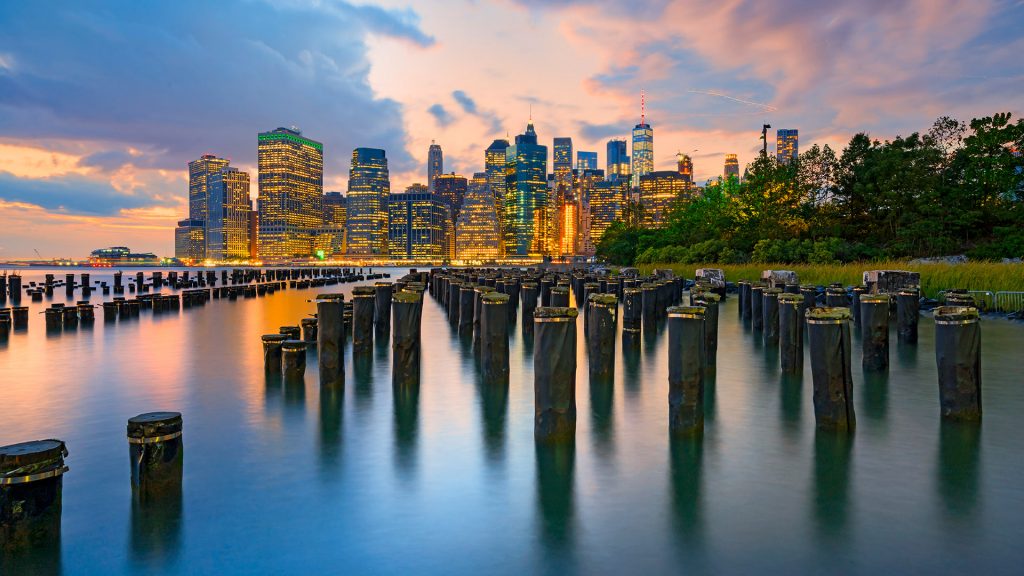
[631,93,654,187]
[434,172,468,224]
[724,154,740,180]
[776,129,798,163]
[677,152,693,183]
[427,141,443,192]
[606,139,630,182]
[347,147,391,256]
[256,127,324,259]
[456,173,501,261]
[187,154,230,258]
[248,209,258,259]
[639,171,694,229]
[317,191,347,257]
[206,167,251,261]
[174,218,206,262]
[590,179,629,245]
[504,122,548,257]
[485,139,509,200]
[576,151,598,172]
[553,137,574,187]
[388,185,450,260]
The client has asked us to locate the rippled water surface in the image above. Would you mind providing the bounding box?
[1,267,1022,575]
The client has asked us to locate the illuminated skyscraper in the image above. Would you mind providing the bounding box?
[347,148,390,256]
[724,154,740,180]
[590,179,629,244]
[485,139,509,200]
[456,173,501,261]
[256,127,324,260]
[631,92,654,187]
[504,122,548,257]
[639,171,693,229]
[776,129,798,163]
[388,185,450,260]
[174,218,205,262]
[606,139,630,182]
[427,141,443,192]
[434,172,468,224]
[576,151,597,172]
[188,154,230,258]
[317,191,347,257]
[206,167,251,261]
[676,152,693,183]
[553,137,573,186]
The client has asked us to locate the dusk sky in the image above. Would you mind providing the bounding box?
[1,0,1022,258]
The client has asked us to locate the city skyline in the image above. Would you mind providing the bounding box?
[1,0,1022,257]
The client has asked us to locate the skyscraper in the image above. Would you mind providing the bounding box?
[576,151,598,172]
[485,139,509,201]
[427,141,443,192]
[434,172,469,223]
[174,218,205,262]
[456,173,501,261]
[347,148,391,256]
[256,127,323,260]
[188,154,230,258]
[606,139,630,182]
[206,167,251,261]
[553,137,574,185]
[631,94,654,187]
[776,129,798,163]
[676,152,693,183]
[504,122,548,257]
[724,154,740,180]
[639,171,693,229]
[590,179,629,245]
[388,185,450,260]
[317,191,347,257]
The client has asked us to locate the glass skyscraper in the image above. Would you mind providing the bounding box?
[427,141,443,192]
[606,139,630,182]
[776,129,798,163]
[388,186,450,260]
[456,173,501,261]
[206,167,251,261]
[631,121,653,188]
[485,139,509,201]
[639,171,693,229]
[188,154,230,258]
[347,147,391,256]
[434,172,468,224]
[504,122,548,257]
[256,127,324,260]
[576,151,597,172]
[590,179,628,245]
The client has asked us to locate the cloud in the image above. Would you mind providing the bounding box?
[0,0,435,177]
[451,89,503,134]
[0,171,170,216]
[427,103,454,127]
[578,121,628,141]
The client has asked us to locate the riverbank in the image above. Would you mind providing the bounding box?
[638,261,1024,299]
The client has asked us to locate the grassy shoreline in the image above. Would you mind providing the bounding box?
[638,261,1024,299]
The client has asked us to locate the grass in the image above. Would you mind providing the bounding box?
[639,261,1024,299]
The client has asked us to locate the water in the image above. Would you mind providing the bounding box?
[2,267,1022,575]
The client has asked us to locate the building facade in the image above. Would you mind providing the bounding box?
[427,141,443,193]
[576,151,598,172]
[174,219,206,262]
[346,148,390,256]
[776,129,798,163]
[504,122,548,257]
[434,172,468,224]
[187,154,230,258]
[455,173,502,261]
[388,187,450,260]
[206,167,251,261]
[677,153,693,183]
[553,137,574,189]
[256,127,323,260]
[606,139,630,182]
[631,121,654,188]
[485,139,509,201]
[724,154,740,180]
[639,171,693,229]
[589,178,627,246]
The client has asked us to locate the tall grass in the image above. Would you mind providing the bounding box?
[639,261,1024,299]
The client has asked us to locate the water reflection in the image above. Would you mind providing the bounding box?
[353,349,375,408]
[862,371,889,421]
[129,484,183,571]
[812,432,853,539]
[393,378,420,480]
[589,373,614,457]
[669,435,705,549]
[476,371,508,463]
[937,421,981,521]
[779,372,803,436]
[703,369,717,423]
[534,440,576,557]
[318,384,344,478]
[1,536,62,575]
[621,331,642,399]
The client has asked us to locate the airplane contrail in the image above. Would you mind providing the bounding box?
[687,89,778,112]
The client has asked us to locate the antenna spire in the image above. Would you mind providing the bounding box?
[641,90,646,126]
[529,103,533,122]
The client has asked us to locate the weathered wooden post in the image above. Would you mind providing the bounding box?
[851,286,868,325]
[550,286,570,308]
[459,285,475,333]
[261,334,287,373]
[393,291,423,388]
[897,287,920,344]
[534,307,578,442]
[1,439,69,551]
[622,287,642,334]
[860,294,890,371]
[693,293,720,366]
[521,282,539,331]
[480,292,510,384]
[778,293,804,374]
[300,317,318,343]
[374,282,393,333]
[281,340,307,381]
[127,412,183,498]
[351,286,376,351]
[741,281,753,321]
[317,294,344,388]
[934,306,982,421]
[667,306,705,436]
[762,287,782,346]
[807,308,855,432]
[751,284,765,332]
[587,294,617,381]
[825,285,847,308]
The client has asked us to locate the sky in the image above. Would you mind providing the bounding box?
[1,0,1022,258]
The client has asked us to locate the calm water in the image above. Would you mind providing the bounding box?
[1,267,1022,575]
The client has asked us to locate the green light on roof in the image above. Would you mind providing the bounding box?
[258,132,323,152]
